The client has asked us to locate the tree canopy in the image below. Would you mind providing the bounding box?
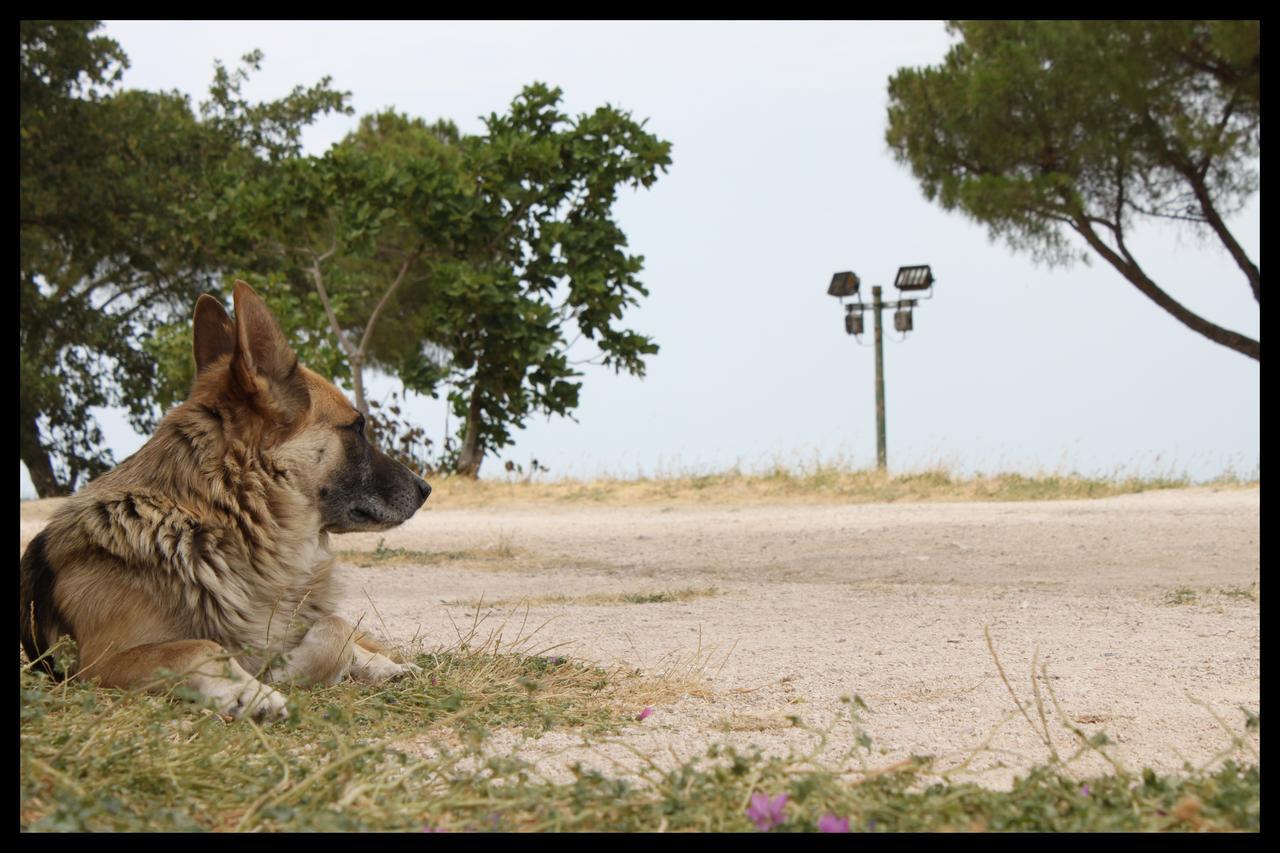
[22,23,673,493]
[373,84,673,476]
[20,21,349,495]
[885,20,1259,360]
[207,85,673,477]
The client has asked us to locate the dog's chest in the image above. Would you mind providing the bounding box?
[204,534,339,652]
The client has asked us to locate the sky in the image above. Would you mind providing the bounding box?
[20,20,1261,496]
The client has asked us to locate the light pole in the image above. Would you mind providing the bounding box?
[828,265,935,471]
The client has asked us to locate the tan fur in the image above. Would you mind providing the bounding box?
[21,281,427,720]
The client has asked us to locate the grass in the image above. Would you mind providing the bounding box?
[1161,584,1260,607]
[447,587,722,609]
[1217,583,1258,601]
[20,627,1259,832]
[411,464,1256,509]
[1164,586,1199,606]
[337,536,519,568]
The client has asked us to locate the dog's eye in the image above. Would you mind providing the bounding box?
[344,414,366,435]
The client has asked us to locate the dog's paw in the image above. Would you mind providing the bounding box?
[208,676,289,722]
[352,652,420,686]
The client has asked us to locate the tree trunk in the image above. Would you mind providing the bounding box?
[20,414,69,497]
[455,389,484,478]
[350,353,367,418]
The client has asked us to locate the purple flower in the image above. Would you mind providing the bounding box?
[746,792,788,831]
[1080,783,1091,797]
[818,814,851,833]
[636,706,654,721]
[421,826,448,832]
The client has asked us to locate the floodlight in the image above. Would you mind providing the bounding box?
[827,271,860,298]
[894,265,934,292]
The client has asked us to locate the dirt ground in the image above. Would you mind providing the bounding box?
[20,486,1260,789]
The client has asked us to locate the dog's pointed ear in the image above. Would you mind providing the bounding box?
[193,294,236,373]
[230,280,309,420]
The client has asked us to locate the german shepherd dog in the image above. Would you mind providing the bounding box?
[20,281,432,720]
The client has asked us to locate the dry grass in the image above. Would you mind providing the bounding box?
[446,587,721,610]
[20,621,1259,832]
[416,465,1255,509]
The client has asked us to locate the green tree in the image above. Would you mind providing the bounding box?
[209,115,470,420]
[885,21,1259,360]
[146,86,670,481]
[367,85,672,477]
[20,21,349,496]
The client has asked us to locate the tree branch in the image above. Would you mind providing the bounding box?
[1141,109,1260,303]
[357,246,423,357]
[307,242,356,359]
[1071,216,1259,360]
[1172,154,1260,304]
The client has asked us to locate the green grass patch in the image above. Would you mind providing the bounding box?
[620,588,713,605]
[1217,584,1258,601]
[446,587,721,610]
[1164,586,1198,606]
[338,536,519,567]
[20,631,1259,832]
[21,666,1259,832]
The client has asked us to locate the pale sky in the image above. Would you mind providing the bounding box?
[20,21,1261,496]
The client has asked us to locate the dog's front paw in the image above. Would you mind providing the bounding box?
[205,676,289,722]
[352,651,419,685]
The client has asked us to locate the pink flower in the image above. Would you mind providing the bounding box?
[1080,783,1091,796]
[636,707,654,721]
[746,792,788,831]
[421,826,448,832]
[818,814,851,833]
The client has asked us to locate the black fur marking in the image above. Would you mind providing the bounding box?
[19,531,70,679]
[199,404,224,424]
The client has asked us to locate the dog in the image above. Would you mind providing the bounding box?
[20,281,432,720]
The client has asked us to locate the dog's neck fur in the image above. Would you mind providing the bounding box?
[58,397,337,655]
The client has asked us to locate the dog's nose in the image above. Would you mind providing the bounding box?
[414,476,431,504]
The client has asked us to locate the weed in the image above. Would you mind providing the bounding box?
[1217,584,1258,601]
[451,588,721,610]
[1164,587,1198,606]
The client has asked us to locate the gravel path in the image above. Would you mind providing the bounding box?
[330,486,1260,787]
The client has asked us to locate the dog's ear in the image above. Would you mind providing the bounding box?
[193,294,236,373]
[230,280,309,421]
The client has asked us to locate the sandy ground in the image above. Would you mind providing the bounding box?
[20,487,1260,789]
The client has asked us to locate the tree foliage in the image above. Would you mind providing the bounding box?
[200,86,672,478]
[21,25,669,491]
[885,20,1259,360]
[20,21,350,495]
[366,84,673,476]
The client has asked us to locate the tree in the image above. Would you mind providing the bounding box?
[212,115,470,420]
[147,86,671,480]
[20,21,349,495]
[366,85,673,476]
[885,21,1259,360]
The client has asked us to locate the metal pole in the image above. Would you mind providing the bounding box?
[872,286,887,470]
